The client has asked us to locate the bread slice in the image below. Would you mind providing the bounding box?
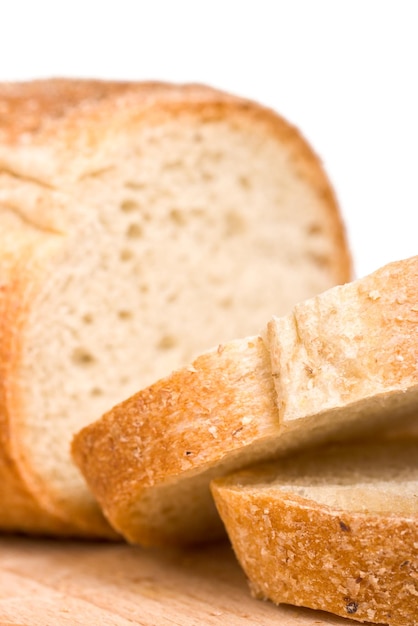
[0,79,350,537]
[266,253,418,445]
[211,440,418,626]
[72,255,418,546]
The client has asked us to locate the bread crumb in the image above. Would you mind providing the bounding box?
[304,363,314,377]
[368,290,381,300]
[366,609,376,621]
[208,426,218,438]
[405,583,418,597]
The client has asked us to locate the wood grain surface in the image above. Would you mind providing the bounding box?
[0,537,360,626]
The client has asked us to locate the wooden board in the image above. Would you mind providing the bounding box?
[0,537,356,626]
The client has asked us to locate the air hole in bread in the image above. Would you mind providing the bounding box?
[208,273,223,286]
[164,160,182,171]
[124,180,145,190]
[225,211,246,236]
[309,251,331,268]
[238,175,251,190]
[118,310,132,320]
[219,297,233,309]
[82,313,93,324]
[90,387,103,397]
[81,167,112,180]
[120,199,139,213]
[308,223,323,235]
[120,248,133,262]
[206,151,222,163]
[157,334,177,350]
[126,223,143,238]
[72,348,95,366]
[169,209,185,226]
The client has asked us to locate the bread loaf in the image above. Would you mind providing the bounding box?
[211,440,418,626]
[0,79,350,536]
[73,255,418,546]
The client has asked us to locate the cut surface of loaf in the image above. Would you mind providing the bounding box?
[211,440,418,626]
[0,79,350,537]
[73,255,418,546]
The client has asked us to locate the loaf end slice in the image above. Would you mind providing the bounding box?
[211,440,418,626]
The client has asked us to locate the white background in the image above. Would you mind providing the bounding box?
[1,0,417,278]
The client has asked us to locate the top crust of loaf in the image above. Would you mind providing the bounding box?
[0,79,350,257]
[0,79,350,282]
[0,81,234,142]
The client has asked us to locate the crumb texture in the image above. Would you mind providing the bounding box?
[268,256,418,441]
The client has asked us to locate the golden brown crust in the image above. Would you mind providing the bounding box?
[0,80,231,147]
[213,490,418,625]
[211,443,418,626]
[0,230,65,533]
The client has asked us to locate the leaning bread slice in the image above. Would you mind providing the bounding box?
[266,253,418,446]
[72,336,280,545]
[211,440,418,626]
[73,255,418,546]
[0,79,350,537]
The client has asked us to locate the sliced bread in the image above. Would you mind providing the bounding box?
[73,255,418,546]
[211,440,418,626]
[0,79,350,537]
